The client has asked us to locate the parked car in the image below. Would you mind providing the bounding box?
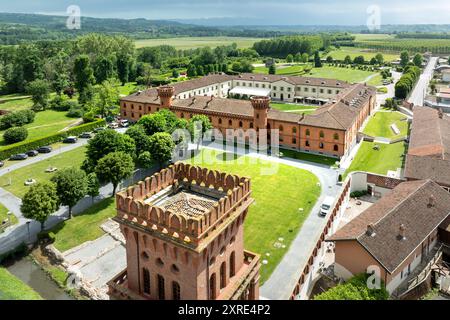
[120,120,129,128]
[37,146,52,154]
[93,127,106,133]
[26,150,39,157]
[108,122,119,129]
[79,132,92,139]
[10,154,28,161]
[319,196,335,217]
[63,136,78,144]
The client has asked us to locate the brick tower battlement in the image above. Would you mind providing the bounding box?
[157,86,175,108]
[250,96,271,110]
[115,162,252,249]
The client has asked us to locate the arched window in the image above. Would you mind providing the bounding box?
[305,140,310,147]
[306,129,310,136]
[279,125,284,132]
[172,282,181,300]
[229,119,232,126]
[334,145,339,152]
[219,118,222,125]
[230,252,236,278]
[209,273,216,300]
[239,121,243,128]
[249,122,254,129]
[292,138,297,144]
[143,268,150,295]
[334,133,339,140]
[320,142,324,149]
[181,113,184,118]
[293,127,297,134]
[220,262,227,289]
[157,274,165,300]
[319,131,325,138]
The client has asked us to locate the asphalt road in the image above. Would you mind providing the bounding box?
[408,57,438,106]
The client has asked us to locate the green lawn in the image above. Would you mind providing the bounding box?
[363,111,409,139]
[0,146,87,198]
[51,198,116,252]
[325,47,399,62]
[271,103,318,112]
[306,66,380,84]
[254,64,306,76]
[118,82,137,96]
[135,37,263,49]
[280,148,338,167]
[344,141,407,178]
[185,149,321,283]
[0,203,18,232]
[0,267,42,300]
[0,110,80,147]
[0,96,33,112]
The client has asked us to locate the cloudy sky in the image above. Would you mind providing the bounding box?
[0,0,449,25]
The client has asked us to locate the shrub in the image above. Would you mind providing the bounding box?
[67,106,84,118]
[314,273,389,300]
[3,127,28,144]
[50,95,79,112]
[350,190,368,198]
[0,110,35,130]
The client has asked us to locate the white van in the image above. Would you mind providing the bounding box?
[320,196,335,217]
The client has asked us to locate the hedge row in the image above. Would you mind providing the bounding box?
[0,119,106,160]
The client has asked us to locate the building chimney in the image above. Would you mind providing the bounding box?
[366,224,376,237]
[428,195,436,208]
[398,224,406,240]
[157,86,175,109]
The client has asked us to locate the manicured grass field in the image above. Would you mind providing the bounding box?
[325,47,399,62]
[0,146,87,198]
[306,66,380,84]
[52,198,116,252]
[344,141,407,178]
[135,37,264,49]
[0,267,42,300]
[0,96,33,112]
[185,148,321,283]
[363,111,409,139]
[280,148,338,167]
[0,202,18,231]
[0,110,81,147]
[118,82,137,96]
[271,103,318,112]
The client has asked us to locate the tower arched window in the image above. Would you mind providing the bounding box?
[172,282,181,300]
[250,122,254,129]
[230,252,236,278]
[157,275,165,300]
[306,129,310,136]
[229,119,232,126]
[220,262,227,289]
[239,121,243,128]
[143,268,151,295]
[334,145,339,152]
[209,273,216,300]
[219,118,222,125]
[181,113,184,118]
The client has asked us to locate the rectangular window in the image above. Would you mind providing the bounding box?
[158,275,165,300]
[143,268,150,295]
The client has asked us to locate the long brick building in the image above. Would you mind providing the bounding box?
[120,73,376,159]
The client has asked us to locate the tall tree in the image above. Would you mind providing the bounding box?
[149,132,175,168]
[86,173,100,204]
[125,124,152,154]
[314,51,322,68]
[94,78,120,118]
[26,79,51,111]
[96,152,134,195]
[21,182,59,231]
[268,64,276,75]
[413,53,423,67]
[51,168,88,219]
[375,53,384,65]
[400,51,410,68]
[95,56,115,83]
[117,54,131,86]
[73,55,95,105]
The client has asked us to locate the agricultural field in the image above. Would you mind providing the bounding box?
[325,47,399,62]
[184,148,321,283]
[0,110,81,148]
[0,146,87,198]
[306,66,381,85]
[135,37,264,49]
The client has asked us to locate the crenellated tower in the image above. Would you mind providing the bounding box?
[157,86,175,109]
[251,96,270,131]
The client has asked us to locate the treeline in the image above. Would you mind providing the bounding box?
[0,13,286,45]
[396,32,450,39]
[395,65,421,99]
[252,35,325,57]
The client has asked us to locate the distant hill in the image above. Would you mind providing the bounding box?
[0,12,286,45]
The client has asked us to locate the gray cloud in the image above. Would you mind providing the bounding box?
[0,0,449,25]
